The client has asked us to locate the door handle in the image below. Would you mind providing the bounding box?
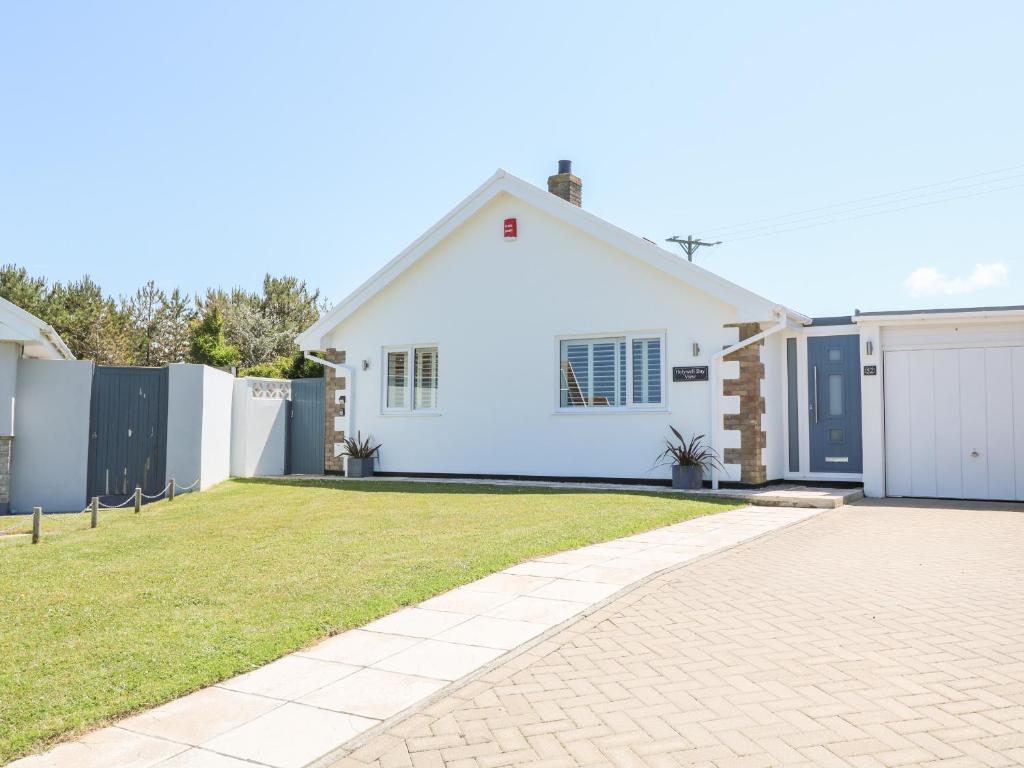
[813,366,819,424]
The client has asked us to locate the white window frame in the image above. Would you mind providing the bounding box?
[381,344,440,415]
[554,331,667,413]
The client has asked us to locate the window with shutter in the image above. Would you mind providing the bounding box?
[414,347,438,410]
[559,333,665,410]
[386,351,407,409]
[632,338,662,404]
[383,345,439,413]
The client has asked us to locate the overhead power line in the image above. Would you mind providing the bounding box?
[723,179,1024,243]
[714,171,1024,238]
[701,161,1024,236]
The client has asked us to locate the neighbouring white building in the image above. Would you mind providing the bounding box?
[0,297,76,513]
[298,162,1024,502]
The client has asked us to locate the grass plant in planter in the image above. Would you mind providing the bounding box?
[656,427,725,490]
[340,431,382,478]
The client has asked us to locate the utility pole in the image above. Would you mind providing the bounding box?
[666,234,721,262]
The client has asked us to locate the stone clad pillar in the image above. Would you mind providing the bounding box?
[723,323,767,485]
[323,348,347,474]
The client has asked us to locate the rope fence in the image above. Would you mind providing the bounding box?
[3,476,201,544]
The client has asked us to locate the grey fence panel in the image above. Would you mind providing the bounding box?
[287,378,325,475]
[87,366,169,505]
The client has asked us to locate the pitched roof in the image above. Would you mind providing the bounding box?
[0,297,75,360]
[297,169,807,350]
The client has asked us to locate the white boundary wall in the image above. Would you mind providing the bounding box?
[230,378,290,477]
[11,359,93,512]
[167,364,233,491]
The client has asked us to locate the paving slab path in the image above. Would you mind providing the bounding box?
[326,499,1024,768]
[10,506,819,768]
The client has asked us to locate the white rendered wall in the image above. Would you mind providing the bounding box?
[0,342,19,435]
[200,366,232,489]
[167,364,203,490]
[166,364,233,492]
[323,193,744,481]
[858,325,885,497]
[230,378,289,477]
[11,359,92,512]
[761,333,785,482]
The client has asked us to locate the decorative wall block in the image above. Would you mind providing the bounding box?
[250,380,291,399]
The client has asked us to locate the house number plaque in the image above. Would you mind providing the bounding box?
[863,365,877,376]
[673,366,709,382]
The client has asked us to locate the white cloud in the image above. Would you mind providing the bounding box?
[904,262,1009,296]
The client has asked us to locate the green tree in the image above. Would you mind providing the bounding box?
[48,276,131,363]
[0,265,50,321]
[153,288,195,364]
[223,301,290,368]
[123,280,165,366]
[199,274,326,375]
[189,306,239,367]
[260,274,325,335]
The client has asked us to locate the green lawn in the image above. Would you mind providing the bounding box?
[0,479,738,763]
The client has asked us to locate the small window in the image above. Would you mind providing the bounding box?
[560,338,626,407]
[632,338,662,404]
[384,346,438,412]
[414,347,438,410]
[829,428,844,442]
[386,351,407,409]
[559,333,664,409]
[828,348,842,362]
[828,374,843,417]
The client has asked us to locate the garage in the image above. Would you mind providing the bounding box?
[854,306,1024,501]
[884,346,1024,500]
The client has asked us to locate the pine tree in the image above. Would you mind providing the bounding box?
[0,265,50,321]
[153,288,194,364]
[48,276,132,363]
[124,280,165,366]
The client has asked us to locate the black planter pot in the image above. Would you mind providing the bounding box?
[346,457,375,478]
[671,464,703,490]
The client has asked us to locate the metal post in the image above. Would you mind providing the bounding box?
[91,497,99,528]
[169,478,176,501]
[32,507,41,544]
[134,486,142,513]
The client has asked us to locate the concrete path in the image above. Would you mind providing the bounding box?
[328,499,1024,768]
[10,506,819,768]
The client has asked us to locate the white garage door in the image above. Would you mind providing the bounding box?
[884,346,1024,500]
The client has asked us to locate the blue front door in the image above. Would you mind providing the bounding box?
[807,335,862,473]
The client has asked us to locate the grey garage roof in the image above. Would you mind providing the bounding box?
[854,304,1024,318]
[808,315,855,326]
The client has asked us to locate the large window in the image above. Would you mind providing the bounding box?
[384,346,438,412]
[559,334,664,409]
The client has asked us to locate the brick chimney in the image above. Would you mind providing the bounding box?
[547,160,582,206]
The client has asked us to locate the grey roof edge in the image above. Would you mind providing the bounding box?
[854,304,1024,318]
[808,315,855,326]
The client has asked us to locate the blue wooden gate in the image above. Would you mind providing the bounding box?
[87,366,169,505]
[287,377,325,475]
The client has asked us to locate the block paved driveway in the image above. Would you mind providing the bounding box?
[329,500,1024,768]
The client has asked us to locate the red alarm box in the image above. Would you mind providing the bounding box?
[503,217,517,239]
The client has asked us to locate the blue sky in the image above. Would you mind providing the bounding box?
[2,2,1021,317]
